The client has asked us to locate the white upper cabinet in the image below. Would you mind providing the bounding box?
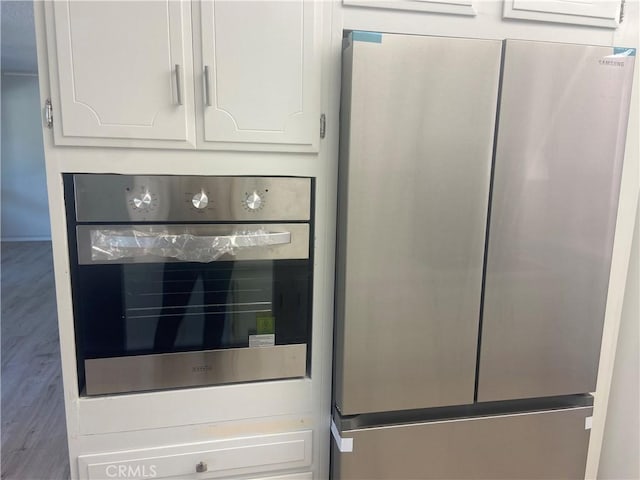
[45,1,322,151]
[196,0,322,151]
[49,1,195,147]
[343,0,476,16]
[503,0,621,28]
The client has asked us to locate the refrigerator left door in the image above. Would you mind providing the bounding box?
[334,32,502,415]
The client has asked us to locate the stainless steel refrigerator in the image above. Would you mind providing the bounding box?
[332,33,635,479]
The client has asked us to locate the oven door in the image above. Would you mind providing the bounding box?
[72,224,311,396]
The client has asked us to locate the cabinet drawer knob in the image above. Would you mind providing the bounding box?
[195,461,208,473]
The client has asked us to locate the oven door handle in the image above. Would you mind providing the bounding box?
[89,229,293,263]
[103,231,291,249]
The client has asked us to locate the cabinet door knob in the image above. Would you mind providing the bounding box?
[195,461,208,473]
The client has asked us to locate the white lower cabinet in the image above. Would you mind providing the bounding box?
[77,431,312,480]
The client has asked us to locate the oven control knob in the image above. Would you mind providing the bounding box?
[244,191,263,210]
[192,191,209,209]
[132,190,152,209]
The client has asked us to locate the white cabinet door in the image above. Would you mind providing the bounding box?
[51,1,195,145]
[342,0,476,16]
[503,0,621,28]
[198,0,321,151]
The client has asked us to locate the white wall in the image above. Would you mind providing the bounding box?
[598,200,640,480]
[1,73,50,241]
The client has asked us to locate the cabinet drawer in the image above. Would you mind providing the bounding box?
[78,431,312,479]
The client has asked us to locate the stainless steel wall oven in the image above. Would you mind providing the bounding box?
[64,174,313,396]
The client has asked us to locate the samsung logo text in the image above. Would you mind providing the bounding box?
[599,59,625,67]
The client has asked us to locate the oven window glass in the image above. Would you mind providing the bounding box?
[74,259,311,359]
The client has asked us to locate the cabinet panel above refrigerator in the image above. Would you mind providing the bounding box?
[334,32,502,415]
[478,40,635,402]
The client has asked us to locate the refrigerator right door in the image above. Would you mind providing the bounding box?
[478,40,635,402]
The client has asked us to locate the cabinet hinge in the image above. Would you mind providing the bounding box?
[45,99,53,129]
[320,114,326,139]
[619,0,625,23]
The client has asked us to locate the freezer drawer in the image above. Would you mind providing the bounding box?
[335,32,502,415]
[478,41,635,402]
[332,407,592,479]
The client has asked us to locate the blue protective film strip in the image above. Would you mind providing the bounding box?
[352,31,383,44]
[613,47,636,56]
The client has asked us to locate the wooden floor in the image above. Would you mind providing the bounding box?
[1,241,70,480]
